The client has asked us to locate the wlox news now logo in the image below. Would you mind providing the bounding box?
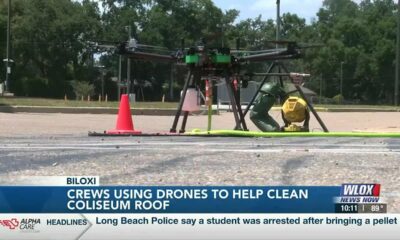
[337,184,381,203]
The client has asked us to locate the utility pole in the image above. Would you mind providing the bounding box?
[319,73,323,104]
[340,61,344,97]
[395,0,400,105]
[276,0,280,48]
[4,0,11,92]
[118,55,122,100]
[95,65,105,99]
[126,25,132,95]
[169,64,174,100]
[221,24,224,48]
[101,70,105,99]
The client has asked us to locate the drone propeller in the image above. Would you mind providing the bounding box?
[295,43,324,49]
[234,40,322,62]
[89,38,171,55]
[231,49,282,54]
[265,40,323,49]
[125,38,170,52]
[87,41,117,52]
[123,50,176,62]
[267,40,296,44]
[239,48,302,62]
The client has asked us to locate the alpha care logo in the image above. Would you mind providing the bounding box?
[0,218,20,230]
[20,218,41,231]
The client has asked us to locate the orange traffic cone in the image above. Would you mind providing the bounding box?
[107,94,141,135]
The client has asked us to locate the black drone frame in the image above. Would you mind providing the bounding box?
[116,39,329,133]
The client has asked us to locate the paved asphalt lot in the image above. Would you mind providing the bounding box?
[0,134,399,212]
[0,112,399,212]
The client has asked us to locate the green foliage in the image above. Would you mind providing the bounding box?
[1,0,101,97]
[0,0,398,104]
[332,94,344,104]
[70,80,95,99]
[303,0,397,103]
[21,77,48,97]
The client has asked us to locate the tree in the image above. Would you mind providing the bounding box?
[301,0,397,103]
[2,0,101,97]
[1,0,398,104]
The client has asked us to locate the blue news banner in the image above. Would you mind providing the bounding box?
[0,186,340,213]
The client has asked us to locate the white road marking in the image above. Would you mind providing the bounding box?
[0,146,399,154]
[0,142,396,148]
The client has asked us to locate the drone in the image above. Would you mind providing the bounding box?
[109,37,328,133]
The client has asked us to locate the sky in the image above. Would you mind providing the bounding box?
[212,0,363,23]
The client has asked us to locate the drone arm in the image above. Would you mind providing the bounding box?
[123,51,176,62]
[240,51,301,62]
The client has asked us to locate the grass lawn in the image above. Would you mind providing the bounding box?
[0,97,399,110]
[313,104,400,110]
[0,97,178,109]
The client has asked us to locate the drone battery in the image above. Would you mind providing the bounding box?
[213,54,231,64]
[182,88,200,112]
[185,55,199,64]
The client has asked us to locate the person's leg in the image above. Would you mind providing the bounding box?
[250,91,281,132]
[250,113,281,132]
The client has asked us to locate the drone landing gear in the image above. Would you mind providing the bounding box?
[225,74,248,131]
[170,70,248,133]
[170,70,192,133]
